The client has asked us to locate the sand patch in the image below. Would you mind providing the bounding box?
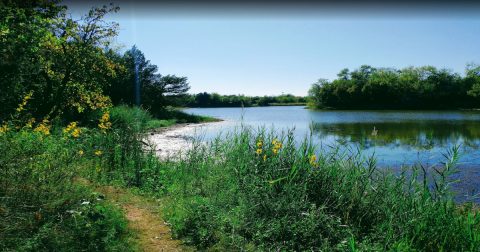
[144,119,223,159]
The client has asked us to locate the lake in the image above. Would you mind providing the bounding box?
[185,106,480,204]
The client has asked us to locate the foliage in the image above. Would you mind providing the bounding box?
[105,45,191,113]
[137,124,480,251]
[308,64,480,109]
[0,0,121,121]
[0,118,133,251]
[184,92,307,107]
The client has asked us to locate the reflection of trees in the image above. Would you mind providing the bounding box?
[312,121,480,150]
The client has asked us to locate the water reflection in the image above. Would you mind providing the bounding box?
[312,120,480,151]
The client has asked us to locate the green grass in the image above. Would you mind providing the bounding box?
[139,123,480,251]
[3,105,479,251]
[0,120,135,251]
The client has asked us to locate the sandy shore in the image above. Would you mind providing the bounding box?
[144,119,223,159]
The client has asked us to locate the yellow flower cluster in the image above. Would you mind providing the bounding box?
[16,92,33,112]
[310,155,318,167]
[63,121,81,139]
[0,124,10,135]
[271,138,283,154]
[33,118,51,136]
[95,151,102,155]
[98,112,111,134]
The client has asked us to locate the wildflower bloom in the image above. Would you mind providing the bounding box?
[78,150,83,155]
[312,162,319,167]
[273,148,279,154]
[275,142,283,148]
[263,155,266,162]
[95,151,102,155]
[256,149,262,154]
[310,155,317,164]
[257,142,263,147]
[62,137,68,140]
[272,138,278,145]
[96,167,101,172]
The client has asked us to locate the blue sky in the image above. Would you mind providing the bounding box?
[64,1,480,96]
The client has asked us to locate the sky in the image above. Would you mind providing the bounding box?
[62,0,480,97]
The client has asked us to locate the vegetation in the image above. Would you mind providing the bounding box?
[183,92,307,107]
[140,124,480,251]
[308,64,480,109]
[2,0,479,251]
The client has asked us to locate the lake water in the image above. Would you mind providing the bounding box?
[185,106,480,203]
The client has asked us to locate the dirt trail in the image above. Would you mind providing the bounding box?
[93,185,196,252]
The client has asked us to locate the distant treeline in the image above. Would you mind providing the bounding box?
[308,64,480,109]
[179,93,307,107]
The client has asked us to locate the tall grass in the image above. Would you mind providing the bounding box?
[0,118,134,251]
[147,124,480,251]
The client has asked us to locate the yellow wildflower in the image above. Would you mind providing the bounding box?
[16,108,21,112]
[310,155,317,164]
[268,181,274,184]
[273,148,279,154]
[96,167,101,172]
[272,138,277,145]
[2,125,9,131]
[63,128,69,133]
[102,113,109,121]
[257,142,263,147]
[263,155,266,162]
[256,149,262,155]
[313,162,318,167]
[275,143,283,148]
[95,151,102,155]
[62,137,68,140]
[78,150,83,155]
[102,130,106,134]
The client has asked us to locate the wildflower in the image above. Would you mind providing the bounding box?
[272,138,277,145]
[268,181,274,184]
[102,130,106,134]
[43,119,48,123]
[312,162,318,167]
[272,148,279,154]
[257,142,263,147]
[96,167,101,172]
[95,151,102,155]
[63,128,69,133]
[102,113,109,121]
[275,142,283,148]
[26,123,32,128]
[78,150,83,155]
[62,137,68,140]
[2,125,9,131]
[16,108,21,112]
[256,149,262,155]
[310,155,317,164]
[263,155,266,162]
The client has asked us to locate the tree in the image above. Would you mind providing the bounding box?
[0,1,122,121]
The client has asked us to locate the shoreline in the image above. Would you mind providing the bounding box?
[144,119,224,159]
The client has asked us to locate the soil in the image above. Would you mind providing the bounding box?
[93,185,196,252]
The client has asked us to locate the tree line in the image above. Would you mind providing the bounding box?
[0,0,190,123]
[181,93,307,107]
[308,64,480,109]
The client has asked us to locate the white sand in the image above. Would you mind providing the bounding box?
[144,121,221,160]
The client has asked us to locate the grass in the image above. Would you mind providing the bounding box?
[143,123,480,251]
[2,104,479,251]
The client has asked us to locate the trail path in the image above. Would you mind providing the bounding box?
[93,185,196,252]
